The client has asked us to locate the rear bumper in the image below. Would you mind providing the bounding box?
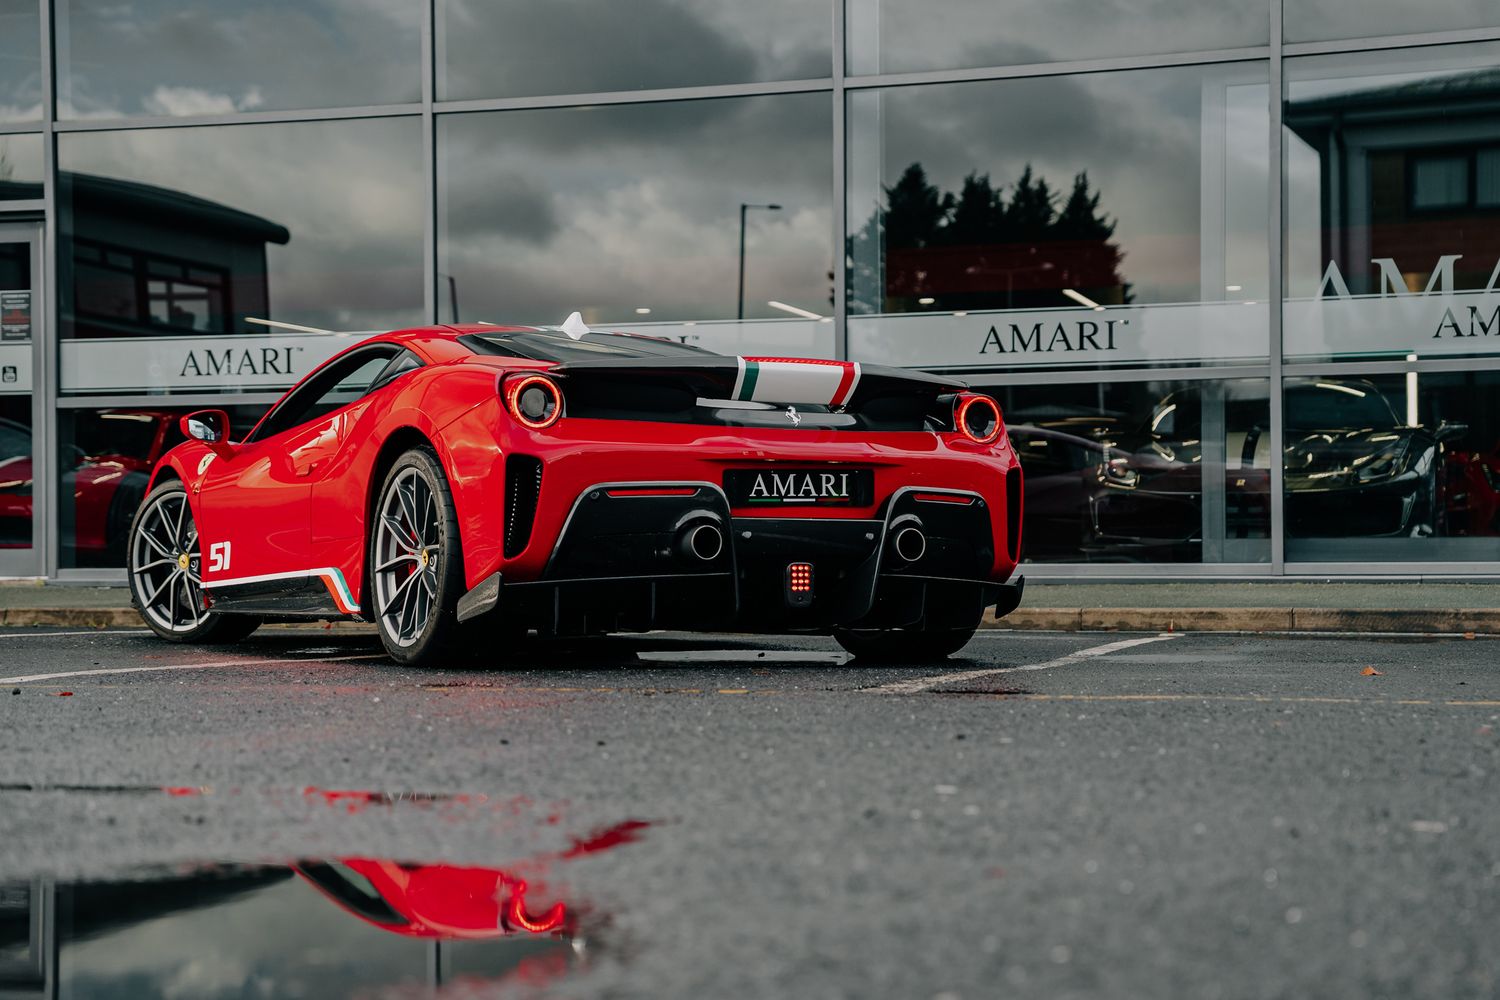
[464,481,1022,635]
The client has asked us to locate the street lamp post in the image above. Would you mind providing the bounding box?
[738,202,781,320]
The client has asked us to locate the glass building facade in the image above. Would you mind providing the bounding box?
[2,0,1500,580]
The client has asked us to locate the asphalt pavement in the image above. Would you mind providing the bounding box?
[0,626,1496,999]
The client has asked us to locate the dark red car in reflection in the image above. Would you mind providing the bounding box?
[0,410,179,557]
[1444,446,1500,536]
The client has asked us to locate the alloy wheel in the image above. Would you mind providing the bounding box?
[373,467,442,647]
[130,489,208,633]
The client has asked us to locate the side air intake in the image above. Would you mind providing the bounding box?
[504,455,544,558]
[1005,466,1022,562]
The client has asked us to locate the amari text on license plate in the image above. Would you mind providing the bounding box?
[725,468,874,507]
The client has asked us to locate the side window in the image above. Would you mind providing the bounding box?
[251,348,397,441]
[368,349,423,393]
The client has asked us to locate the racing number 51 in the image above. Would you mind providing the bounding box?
[208,542,231,573]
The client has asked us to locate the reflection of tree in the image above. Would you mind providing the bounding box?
[848,162,1128,314]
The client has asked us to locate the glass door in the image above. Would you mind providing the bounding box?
[0,222,41,577]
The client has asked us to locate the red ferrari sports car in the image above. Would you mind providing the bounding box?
[126,318,1025,663]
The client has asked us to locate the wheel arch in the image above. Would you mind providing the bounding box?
[361,426,451,616]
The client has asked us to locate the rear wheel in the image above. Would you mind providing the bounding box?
[370,448,465,665]
[127,481,260,644]
[833,616,981,663]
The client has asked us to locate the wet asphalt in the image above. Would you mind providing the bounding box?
[0,626,1497,999]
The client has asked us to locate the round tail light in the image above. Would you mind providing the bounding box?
[955,394,1002,444]
[505,374,563,429]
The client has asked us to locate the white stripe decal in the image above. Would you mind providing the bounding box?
[207,567,360,615]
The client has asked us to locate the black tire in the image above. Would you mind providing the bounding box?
[126,480,261,644]
[369,448,465,665]
[833,618,981,663]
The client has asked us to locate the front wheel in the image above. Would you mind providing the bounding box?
[370,448,465,665]
[127,481,260,644]
[834,618,981,663]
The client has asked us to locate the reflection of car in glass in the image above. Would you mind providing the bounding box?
[1282,379,1461,538]
[1,410,180,556]
[295,860,569,939]
[1087,386,1272,558]
[128,321,1025,664]
[1442,446,1500,537]
[1091,378,1461,550]
[0,417,31,548]
[1007,424,1128,560]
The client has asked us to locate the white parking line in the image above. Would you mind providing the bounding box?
[869,633,1183,695]
[1,653,386,685]
[0,630,150,640]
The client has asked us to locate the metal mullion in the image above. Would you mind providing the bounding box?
[0,121,44,135]
[51,103,425,133]
[1268,0,1285,574]
[421,0,436,325]
[39,0,58,579]
[832,0,847,361]
[1284,356,1500,378]
[1284,26,1500,58]
[844,46,1272,92]
[434,78,836,116]
[0,200,44,213]
[954,364,1272,386]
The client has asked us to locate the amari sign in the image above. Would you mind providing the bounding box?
[848,301,1269,370]
[60,333,355,394]
[1285,255,1500,361]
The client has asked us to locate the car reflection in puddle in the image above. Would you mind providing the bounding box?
[0,831,649,997]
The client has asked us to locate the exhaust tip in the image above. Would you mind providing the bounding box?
[892,524,927,564]
[681,522,724,563]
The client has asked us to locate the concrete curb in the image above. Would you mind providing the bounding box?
[985,607,1500,634]
[1,607,1496,634]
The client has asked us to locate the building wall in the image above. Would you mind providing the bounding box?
[3,0,1500,579]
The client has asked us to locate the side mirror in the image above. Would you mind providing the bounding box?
[181,409,235,460]
[1434,420,1469,444]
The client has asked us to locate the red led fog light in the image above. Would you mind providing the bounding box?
[784,562,814,608]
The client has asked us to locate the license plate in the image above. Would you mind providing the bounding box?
[724,468,874,507]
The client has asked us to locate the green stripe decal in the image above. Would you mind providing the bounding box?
[737,360,760,401]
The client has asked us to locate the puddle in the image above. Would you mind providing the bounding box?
[0,823,652,996]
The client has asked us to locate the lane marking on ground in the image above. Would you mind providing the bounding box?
[868,633,1183,695]
[1,653,386,685]
[961,692,1500,708]
[0,629,150,640]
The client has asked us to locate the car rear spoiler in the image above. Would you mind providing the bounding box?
[550,356,968,410]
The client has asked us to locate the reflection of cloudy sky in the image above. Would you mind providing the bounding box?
[438,0,831,100]
[1285,0,1499,43]
[0,133,44,187]
[846,0,1265,75]
[55,0,418,118]
[0,0,42,121]
[60,117,424,331]
[849,63,1270,306]
[438,94,833,325]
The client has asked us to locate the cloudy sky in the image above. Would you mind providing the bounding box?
[847,0,1266,76]
[0,0,42,121]
[54,0,419,118]
[60,116,425,332]
[850,62,1271,309]
[439,0,831,100]
[438,93,834,326]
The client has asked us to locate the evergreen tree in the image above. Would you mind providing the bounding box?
[1005,165,1056,241]
[882,163,952,250]
[942,171,1006,247]
[1052,171,1116,241]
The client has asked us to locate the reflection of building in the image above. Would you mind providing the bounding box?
[1285,69,1500,296]
[59,173,289,339]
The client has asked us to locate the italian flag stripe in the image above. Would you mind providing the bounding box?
[732,357,861,406]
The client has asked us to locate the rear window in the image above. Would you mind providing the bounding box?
[459,330,718,363]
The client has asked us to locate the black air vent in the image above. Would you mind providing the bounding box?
[1005,467,1022,562]
[504,455,544,558]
